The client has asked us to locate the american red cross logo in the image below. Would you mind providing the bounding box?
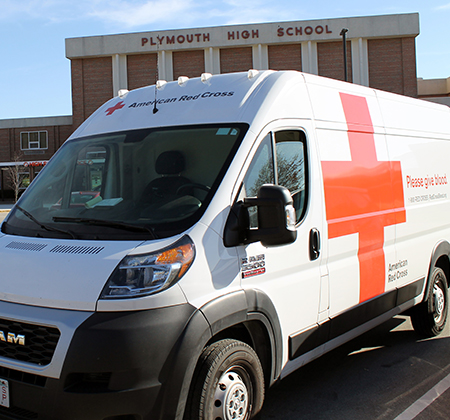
[105,101,125,115]
[321,93,406,303]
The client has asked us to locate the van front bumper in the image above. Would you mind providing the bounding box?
[0,303,198,420]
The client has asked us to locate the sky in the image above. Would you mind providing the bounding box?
[1,0,449,120]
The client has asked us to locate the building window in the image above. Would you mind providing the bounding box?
[20,131,48,150]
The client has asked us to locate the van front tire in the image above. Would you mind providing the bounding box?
[411,267,448,337]
[187,339,265,420]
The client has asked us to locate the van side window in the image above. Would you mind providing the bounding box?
[241,130,307,226]
[242,134,275,197]
[241,134,274,228]
[274,130,307,223]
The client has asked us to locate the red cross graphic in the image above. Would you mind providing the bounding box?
[321,93,406,303]
[105,101,125,115]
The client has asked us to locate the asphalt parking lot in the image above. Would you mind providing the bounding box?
[260,315,450,420]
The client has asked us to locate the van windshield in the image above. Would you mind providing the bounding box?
[3,124,247,240]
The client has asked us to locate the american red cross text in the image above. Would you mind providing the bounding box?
[321,93,406,302]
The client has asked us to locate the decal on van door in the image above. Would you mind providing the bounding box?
[321,93,406,303]
[241,254,266,278]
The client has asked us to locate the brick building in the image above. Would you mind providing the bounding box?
[0,13,420,198]
[0,116,72,199]
[66,13,420,130]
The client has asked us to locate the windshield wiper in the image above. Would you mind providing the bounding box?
[52,217,158,238]
[16,206,77,239]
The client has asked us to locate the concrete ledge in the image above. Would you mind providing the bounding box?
[418,77,450,96]
[66,13,420,58]
[0,116,73,129]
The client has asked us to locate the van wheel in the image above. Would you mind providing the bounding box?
[187,339,265,420]
[411,267,448,337]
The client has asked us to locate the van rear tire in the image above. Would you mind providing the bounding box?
[186,339,265,420]
[411,267,448,337]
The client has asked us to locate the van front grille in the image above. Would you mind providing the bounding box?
[0,319,60,366]
[0,404,38,419]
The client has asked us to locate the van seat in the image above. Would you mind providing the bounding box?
[140,151,191,205]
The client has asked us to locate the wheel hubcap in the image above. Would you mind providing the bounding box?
[433,282,445,323]
[213,370,249,420]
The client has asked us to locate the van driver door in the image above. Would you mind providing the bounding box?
[235,122,328,364]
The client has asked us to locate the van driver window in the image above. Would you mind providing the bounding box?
[274,131,307,223]
[241,134,274,228]
[242,134,274,198]
[241,130,307,227]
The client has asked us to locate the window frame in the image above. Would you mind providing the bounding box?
[20,131,48,151]
[240,128,309,226]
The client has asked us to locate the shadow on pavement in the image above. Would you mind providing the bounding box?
[260,316,450,420]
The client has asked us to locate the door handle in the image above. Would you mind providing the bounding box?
[309,228,320,261]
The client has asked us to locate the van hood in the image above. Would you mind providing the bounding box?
[0,235,145,311]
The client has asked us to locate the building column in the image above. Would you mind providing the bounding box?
[112,54,128,97]
[204,47,221,74]
[301,41,318,75]
[158,50,173,81]
[351,38,369,86]
[252,44,269,70]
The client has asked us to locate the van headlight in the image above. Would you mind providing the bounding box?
[100,235,195,299]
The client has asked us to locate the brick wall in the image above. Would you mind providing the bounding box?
[71,57,113,130]
[71,59,84,131]
[268,44,302,71]
[318,41,352,82]
[173,50,205,79]
[0,123,72,197]
[127,54,158,90]
[0,125,72,162]
[401,38,418,97]
[55,124,71,151]
[368,39,402,94]
[368,37,417,97]
[220,47,253,73]
[0,129,10,163]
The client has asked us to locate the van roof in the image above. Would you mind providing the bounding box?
[70,70,312,138]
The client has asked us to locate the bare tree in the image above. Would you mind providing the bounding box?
[249,152,304,197]
[6,154,28,203]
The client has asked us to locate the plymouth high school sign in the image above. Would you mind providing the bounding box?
[140,24,333,49]
[65,14,419,57]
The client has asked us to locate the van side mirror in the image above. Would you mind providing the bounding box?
[224,185,297,247]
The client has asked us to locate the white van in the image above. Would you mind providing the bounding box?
[1,70,450,420]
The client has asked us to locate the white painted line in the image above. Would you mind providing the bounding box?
[394,372,450,420]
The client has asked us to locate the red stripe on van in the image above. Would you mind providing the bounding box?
[321,93,406,303]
